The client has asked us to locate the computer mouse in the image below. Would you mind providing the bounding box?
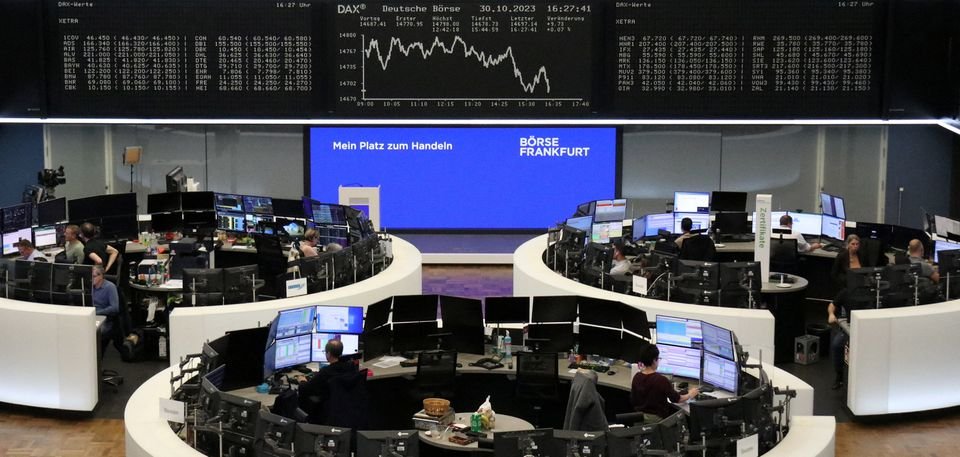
[677,381,689,389]
[606,370,616,375]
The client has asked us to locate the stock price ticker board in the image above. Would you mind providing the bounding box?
[610,0,886,118]
[45,0,323,118]
[332,0,597,116]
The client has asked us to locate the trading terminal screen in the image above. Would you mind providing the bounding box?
[33,226,59,249]
[656,344,702,380]
[315,305,364,334]
[276,307,316,339]
[673,212,711,233]
[702,352,739,394]
[655,316,703,347]
[2,228,33,256]
[591,221,623,244]
[312,333,360,363]
[821,215,845,241]
[594,199,628,223]
[700,321,735,361]
[674,192,710,213]
[274,335,312,370]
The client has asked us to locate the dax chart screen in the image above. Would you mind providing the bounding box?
[333,0,597,116]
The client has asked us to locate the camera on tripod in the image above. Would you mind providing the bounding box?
[39,166,67,188]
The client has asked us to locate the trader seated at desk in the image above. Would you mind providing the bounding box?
[610,241,633,276]
[17,239,45,262]
[92,265,121,356]
[63,224,85,264]
[675,217,694,248]
[630,345,698,424]
[295,339,360,424]
[907,239,939,283]
[777,214,822,253]
[300,229,320,257]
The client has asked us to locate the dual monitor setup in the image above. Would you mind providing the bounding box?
[654,316,740,395]
[0,259,94,305]
[360,294,653,365]
[263,305,365,376]
[1,198,68,255]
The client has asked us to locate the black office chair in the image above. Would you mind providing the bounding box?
[516,351,560,427]
[322,368,371,430]
[770,237,799,275]
[253,234,287,299]
[100,280,130,392]
[412,350,458,401]
[679,235,716,262]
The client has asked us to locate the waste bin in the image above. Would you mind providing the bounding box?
[806,323,831,358]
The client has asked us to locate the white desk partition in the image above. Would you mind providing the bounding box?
[514,235,777,359]
[125,368,204,457]
[0,298,99,411]
[848,298,960,415]
[168,237,421,364]
[762,416,836,457]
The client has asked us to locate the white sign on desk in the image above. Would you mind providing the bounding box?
[160,397,185,424]
[736,433,759,457]
[754,194,772,279]
[286,278,308,297]
[632,275,648,296]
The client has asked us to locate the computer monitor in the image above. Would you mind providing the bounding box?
[2,227,32,255]
[294,423,352,457]
[180,191,215,211]
[182,211,217,235]
[527,323,575,353]
[820,192,845,219]
[594,199,627,223]
[356,430,418,457]
[846,267,887,309]
[214,193,244,213]
[710,191,747,212]
[574,200,596,217]
[767,212,823,236]
[364,297,392,331]
[314,225,350,247]
[713,212,749,236]
[32,226,59,250]
[590,221,623,244]
[316,305,364,333]
[644,213,674,237]
[392,321,440,353]
[242,195,274,215]
[271,198,305,219]
[37,198,67,226]
[620,333,649,364]
[182,268,224,294]
[216,210,246,232]
[254,410,297,455]
[164,166,186,192]
[308,202,348,226]
[854,222,894,249]
[362,324,392,361]
[688,396,743,442]
[890,225,931,252]
[934,215,960,239]
[531,295,578,323]
[147,192,181,214]
[275,217,307,239]
[674,191,710,213]
[882,263,923,308]
[700,321,735,361]
[934,241,960,263]
[493,429,554,457]
[276,306,317,339]
[655,315,703,347]
[484,296,530,324]
[718,261,761,307]
[938,249,960,275]
[222,265,259,304]
[619,303,650,339]
[677,260,720,290]
[312,333,361,363]
[820,214,845,242]
[439,295,483,328]
[221,326,271,391]
[565,215,593,233]
[607,423,663,457]
[834,195,846,220]
[673,212,710,233]
[578,296,621,328]
[702,352,740,393]
[2,203,32,231]
[656,343,702,379]
[151,212,183,233]
[578,324,622,359]
[552,430,606,457]
[392,294,438,323]
[631,217,647,241]
[245,213,275,234]
[274,334,312,370]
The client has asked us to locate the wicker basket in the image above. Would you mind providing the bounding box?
[423,398,451,417]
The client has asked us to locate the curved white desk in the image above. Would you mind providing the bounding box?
[515,235,776,359]
[0,298,99,411]
[848,298,960,415]
[168,237,422,364]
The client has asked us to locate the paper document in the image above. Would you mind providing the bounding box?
[372,356,406,368]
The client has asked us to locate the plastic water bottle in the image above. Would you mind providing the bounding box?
[148,264,157,286]
[503,333,512,361]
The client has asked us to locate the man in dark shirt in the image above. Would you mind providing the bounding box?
[296,339,359,423]
[81,222,119,274]
[630,344,697,423]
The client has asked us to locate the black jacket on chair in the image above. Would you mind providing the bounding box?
[298,360,363,424]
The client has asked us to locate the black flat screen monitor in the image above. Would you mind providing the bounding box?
[216,392,262,435]
[619,303,650,339]
[854,222,894,250]
[607,424,662,457]
[700,321,735,361]
[37,198,67,226]
[181,191,215,211]
[364,297,392,331]
[439,295,483,328]
[295,423,352,457]
[710,191,748,212]
[182,268,224,293]
[442,326,485,355]
[309,202,348,226]
[215,193,244,213]
[594,199,627,223]
[552,430,606,457]
[938,249,960,273]
[222,431,256,456]
[2,203,33,231]
[272,198,305,219]
[713,212,750,235]
[356,430,418,457]
[577,324,622,359]
[846,267,886,309]
[99,193,138,217]
[655,315,703,348]
[677,260,720,291]
[151,212,183,233]
[315,305,364,334]
[274,334,312,370]
[392,294,438,323]
[493,429,553,457]
[222,326,270,391]
[67,196,98,223]
[531,295,578,323]
[243,195,275,215]
[484,296,530,324]
[98,215,139,241]
[254,410,297,454]
[688,397,744,442]
[890,225,930,252]
[363,325,392,361]
[183,211,217,234]
[216,211,246,233]
[275,306,316,339]
[147,192,181,214]
[620,333,649,364]
[392,321,439,354]
[820,192,846,219]
[565,215,593,233]
[577,296,621,328]
[275,217,307,239]
[526,323,574,353]
[223,265,260,304]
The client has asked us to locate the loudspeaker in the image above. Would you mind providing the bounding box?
[794,335,819,365]
[123,146,142,165]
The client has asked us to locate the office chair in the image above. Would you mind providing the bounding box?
[321,368,371,430]
[562,370,607,431]
[770,238,799,275]
[412,350,458,401]
[516,351,560,427]
[100,280,129,392]
[679,235,716,262]
[253,234,287,299]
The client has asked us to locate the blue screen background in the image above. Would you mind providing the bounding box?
[308,127,617,229]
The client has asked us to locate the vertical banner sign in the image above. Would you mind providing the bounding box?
[754,194,772,279]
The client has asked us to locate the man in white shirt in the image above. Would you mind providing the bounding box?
[17,239,45,262]
[777,214,822,253]
[610,241,632,275]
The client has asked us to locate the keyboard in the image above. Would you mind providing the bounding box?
[721,234,755,242]
[821,244,841,252]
